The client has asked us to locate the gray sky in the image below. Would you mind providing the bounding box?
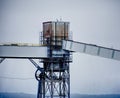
[0,0,120,94]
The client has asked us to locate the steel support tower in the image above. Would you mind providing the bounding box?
[36,51,71,98]
[36,21,72,98]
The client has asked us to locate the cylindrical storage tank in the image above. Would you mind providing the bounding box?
[43,21,69,46]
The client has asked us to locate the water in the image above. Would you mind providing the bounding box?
[0,93,120,98]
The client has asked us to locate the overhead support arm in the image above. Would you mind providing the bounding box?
[0,45,48,59]
[62,40,120,61]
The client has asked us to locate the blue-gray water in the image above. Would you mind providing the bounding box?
[0,93,120,98]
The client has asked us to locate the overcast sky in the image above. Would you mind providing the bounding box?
[0,0,120,95]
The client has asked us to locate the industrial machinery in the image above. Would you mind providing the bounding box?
[0,21,120,98]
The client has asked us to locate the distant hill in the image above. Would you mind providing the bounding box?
[0,92,36,98]
[71,94,120,98]
[0,92,120,98]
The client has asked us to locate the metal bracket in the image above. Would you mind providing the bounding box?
[0,58,5,63]
[29,59,44,72]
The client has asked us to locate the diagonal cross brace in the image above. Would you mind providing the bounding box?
[29,59,44,73]
[0,58,5,63]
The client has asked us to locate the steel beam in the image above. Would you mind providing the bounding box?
[0,45,48,59]
[63,40,120,61]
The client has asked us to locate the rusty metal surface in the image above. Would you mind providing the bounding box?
[43,21,69,46]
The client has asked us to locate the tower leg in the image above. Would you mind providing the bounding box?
[68,67,70,98]
[37,80,42,98]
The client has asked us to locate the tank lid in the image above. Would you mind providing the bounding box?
[43,21,69,24]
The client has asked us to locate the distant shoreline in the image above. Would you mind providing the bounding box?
[0,92,120,98]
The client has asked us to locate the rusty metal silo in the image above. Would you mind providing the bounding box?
[43,21,69,46]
